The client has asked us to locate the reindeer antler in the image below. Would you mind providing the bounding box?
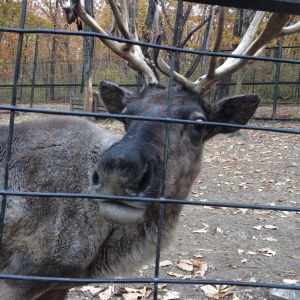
[155,10,294,95]
[63,0,158,85]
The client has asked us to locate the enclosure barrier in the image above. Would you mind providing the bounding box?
[0,0,300,299]
[70,92,108,113]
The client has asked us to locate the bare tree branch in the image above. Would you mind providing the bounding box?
[281,20,300,35]
[63,0,158,85]
[206,6,225,80]
[108,0,132,40]
[155,9,294,95]
[180,7,218,48]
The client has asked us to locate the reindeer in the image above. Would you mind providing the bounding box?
[0,2,265,300]
[0,80,259,299]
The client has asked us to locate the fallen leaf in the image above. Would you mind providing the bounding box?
[167,272,184,278]
[118,287,152,300]
[162,291,180,299]
[201,285,217,298]
[233,208,248,215]
[253,225,262,231]
[80,285,106,295]
[216,228,223,234]
[264,225,278,230]
[256,248,276,256]
[176,262,193,272]
[193,261,208,277]
[158,284,167,291]
[99,286,114,300]
[122,293,141,300]
[201,285,236,299]
[181,259,193,265]
[247,251,258,255]
[283,279,299,284]
[193,223,209,233]
[262,237,277,242]
[123,287,142,293]
[160,260,173,267]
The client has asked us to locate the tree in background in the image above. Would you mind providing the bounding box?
[1,0,300,103]
[83,0,94,113]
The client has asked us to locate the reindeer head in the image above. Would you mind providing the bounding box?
[90,81,260,224]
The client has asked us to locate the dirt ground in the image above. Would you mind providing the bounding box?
[0,103,299,300]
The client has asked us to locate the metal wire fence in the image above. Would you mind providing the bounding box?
[1,47,300,107]
[0,0,300,299]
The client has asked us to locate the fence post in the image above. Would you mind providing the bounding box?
[30,34,39,108]
[297,68,300,104]
[0,0,28,252]
[272,37,283,120]
[252,69,256,94]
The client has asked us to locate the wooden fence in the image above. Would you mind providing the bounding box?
[70,93,108,113]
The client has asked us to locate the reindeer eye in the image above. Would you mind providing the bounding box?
[190,111,206,122]
[188,112,206,131]
[121,117,131,131]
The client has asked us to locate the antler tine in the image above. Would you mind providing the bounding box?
[154,34,194,90]
[108,0,132,41]
[192,12,290,94]
[222,11,265,69]
[206,6,225,80]
[281,20,300,35]
[63,0,158,85]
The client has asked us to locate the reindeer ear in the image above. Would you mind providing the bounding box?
[203,94,260,141]
[98,81,137,114]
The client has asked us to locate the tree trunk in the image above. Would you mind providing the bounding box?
[213,58,231,101]
[235,68,244,95]
[64,37,73,94]
[234,9,250,95]
[49,36,57,101]
[83,0,94,114]
[200,6,215,76]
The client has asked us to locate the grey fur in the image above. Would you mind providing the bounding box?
[0,82,260,300]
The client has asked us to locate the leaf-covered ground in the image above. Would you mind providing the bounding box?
[66,119,299,300]
[0,104,299,300]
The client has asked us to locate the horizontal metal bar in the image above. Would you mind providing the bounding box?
[185,0,300,15]
[1,190,299,212]
[0,273,300,290]
[0,83,136,88]
[1,81,300,89]
[1,105,300,134]
[1,27,300,65]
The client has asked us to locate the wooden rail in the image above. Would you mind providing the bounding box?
[70,93,108,113]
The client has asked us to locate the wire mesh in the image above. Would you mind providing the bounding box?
[0,0,300,299]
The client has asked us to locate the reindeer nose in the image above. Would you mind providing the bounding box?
[94,140,162,199]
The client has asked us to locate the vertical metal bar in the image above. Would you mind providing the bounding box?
[272,37,283,120]
[252,68,256,94]
[297,68,300,104]
[30,34,39,108]
[80,60,85,93]
[0,0,28,252]
[152,0,183,299]
[136,74,142,94]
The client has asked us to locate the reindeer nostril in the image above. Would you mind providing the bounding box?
[138,165,151,193]
[92,171,100,186]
